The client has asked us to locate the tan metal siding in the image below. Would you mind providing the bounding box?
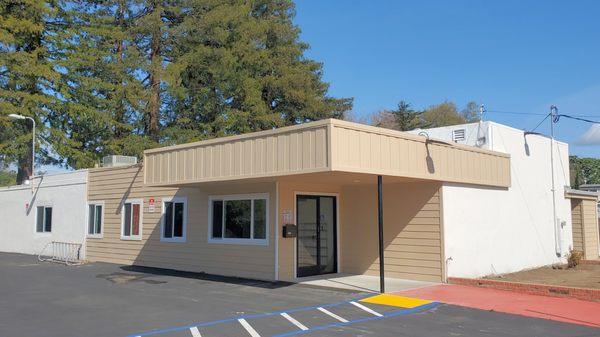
[145,123,330,185]
[145,119,510,188]
[571,200,584,251]
[341,182,443,282]
[570,198,600,260]
[87,165,277,280]
[581,199,599,260]
[331,121,510,188]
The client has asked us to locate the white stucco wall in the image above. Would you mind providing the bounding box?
[412,122,572,278]
[0,170,88,258]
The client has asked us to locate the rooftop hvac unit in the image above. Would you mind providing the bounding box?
[102,155,137,167]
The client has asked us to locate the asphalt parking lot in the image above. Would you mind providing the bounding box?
[0,253,598,337]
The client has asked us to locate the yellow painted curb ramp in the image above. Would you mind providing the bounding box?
[360,294,433,309]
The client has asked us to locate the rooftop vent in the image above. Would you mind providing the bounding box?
[102,155,137,167]
[452,129,466,142]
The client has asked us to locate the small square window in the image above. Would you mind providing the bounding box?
[36,206,52,233]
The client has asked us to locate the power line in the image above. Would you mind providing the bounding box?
[556,114,600,124]
[530,113,551,132]
[487,110,546,116]
[487,109,600,119]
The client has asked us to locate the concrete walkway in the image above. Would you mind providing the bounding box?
[395,284,600,328]
[296,273,437,293]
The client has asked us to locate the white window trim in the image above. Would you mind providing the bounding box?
[120,198,143,241]
[34,203,53,235]
[208,193,269,246]
[87,201,105,239]
[160,196,187,243]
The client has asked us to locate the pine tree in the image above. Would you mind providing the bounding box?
[130,0,181,142]
[48,0,150,169]
[164,0,352,144]
[390,101,425,131]
[0,0,59,183]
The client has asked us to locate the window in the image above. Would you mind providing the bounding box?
[88,202,104,237]
[36,206,52,233]
[121,199,143,240]
[161,197,187,242]
[209,194,268,245]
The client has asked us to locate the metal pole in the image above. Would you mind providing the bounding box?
[28,117,35,193]
[549,105,559,256]
[377,175,385,293]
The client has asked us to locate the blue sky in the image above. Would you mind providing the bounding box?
[294,1,600,158]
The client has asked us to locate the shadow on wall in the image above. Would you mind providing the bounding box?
[341,180,443,282]
[25,175,44,216]
[93,168,281,286]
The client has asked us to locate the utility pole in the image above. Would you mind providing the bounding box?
[549,105,559,256]
[479,104,485,122]
[476,104,486,147]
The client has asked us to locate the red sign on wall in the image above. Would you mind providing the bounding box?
[148,198,155,213]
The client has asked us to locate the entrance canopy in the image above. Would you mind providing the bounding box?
[143,119,510,188]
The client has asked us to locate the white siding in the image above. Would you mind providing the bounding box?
[414,122,573,278]
[0,171,88,258]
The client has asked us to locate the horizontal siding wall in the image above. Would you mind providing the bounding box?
[331,121,510,188]
[87,165,277,280]
[341,182,443,282]
[145,123,330,185]
[581,199,600,260]
[571,200,584,251]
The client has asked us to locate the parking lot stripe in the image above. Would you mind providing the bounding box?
[189,327,201,337]
[238,318,261,337]
[317,307,349,323]
[125,295,380,337]
[280,312,309,331]
[350,301,383,317]
[273,302,440,337]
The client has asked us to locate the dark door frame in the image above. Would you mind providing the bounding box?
[296,194,338,278]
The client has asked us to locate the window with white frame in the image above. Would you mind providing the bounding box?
[36,206,52,233]
[162,197,186,242]
[88,202,104,237]
[209,194,268,244]
[121,199,142,240]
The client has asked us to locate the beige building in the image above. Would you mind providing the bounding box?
[86,119,510,283]
[566,189,600,261]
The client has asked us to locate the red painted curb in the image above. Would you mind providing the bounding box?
[448,277,600,302]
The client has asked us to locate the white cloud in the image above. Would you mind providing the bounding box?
[578,124,600,145]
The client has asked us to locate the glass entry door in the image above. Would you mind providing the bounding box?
[297,195,337,277]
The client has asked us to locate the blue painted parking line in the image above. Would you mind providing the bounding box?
[127,296,439,337]
[127,296,371,337]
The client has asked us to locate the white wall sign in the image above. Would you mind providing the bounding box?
[282,210,292,224]
[148,198,155,213]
